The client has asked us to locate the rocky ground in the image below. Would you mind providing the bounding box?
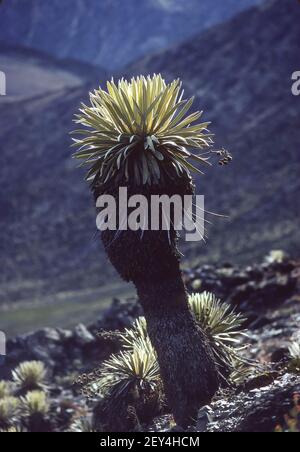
[1,251,300,432]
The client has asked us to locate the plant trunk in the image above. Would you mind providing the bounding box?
[137,274,219,426]
[93,178,219,427]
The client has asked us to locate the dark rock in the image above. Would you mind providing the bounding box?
[228,273,297,312]
[169,425,185,432]
[206,373,300,432]
[57,329,73,342]
[196,406,214,432]
[148,415,174,433]
[74,324,95,347]
[271,348,289,364]
[89,298,143,333]
[216,268,250,287]
[0,297,143,380]
[0,327,86,379]
[248,315,271,330]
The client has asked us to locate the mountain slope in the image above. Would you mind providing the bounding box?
[0,47,111,304]
[0,0,262,69]
[0,0,299,308]
[126,0,300,265]
[0,44,105,102]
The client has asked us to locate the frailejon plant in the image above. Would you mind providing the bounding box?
[189,291,249,382]
[77,292,250,430]
[72,74,225,426]
[69,417,97,433]
[12,361,47,393]
[20,390,51,432]
[1,361,87,432]
[72,75,212,187]
[79,337,162,431]
[0,426,23,433]
[122,293,250,384]
[0,397,20,429]
[21,390,49,417]
[120,317,148,350]
[288,341,300,374]
[99,338,160,400]
[0,381,11,399]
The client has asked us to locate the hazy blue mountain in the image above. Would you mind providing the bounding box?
[0,0,262,69]
[0,0,299,309]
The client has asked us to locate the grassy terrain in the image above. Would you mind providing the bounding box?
[0,281,134,338]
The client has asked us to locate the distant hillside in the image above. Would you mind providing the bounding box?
[0,0,262,69]
[0,46,112,304]
[126,0,300,266]
[0,44,105,102]
[0,0,299,308]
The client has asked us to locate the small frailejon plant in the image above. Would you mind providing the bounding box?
[78,292,251,430]
[122,294,251,384]
[78,336,162,431]
[69,417,97,433]
[20,390,51,432]
[265,249,287,264]
[21,390,49,417]
[72,75,212,186]
[0,426,23,433]
[0,397,20,429]
[99,338,159,399]
[0,361,84,432]
[12,361,47,393]
[120,317,148,350]
[189,291,250,383]
[288,341,300,374]
[0,380,11,399]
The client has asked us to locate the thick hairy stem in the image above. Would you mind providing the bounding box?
[137,276,219,427]
[94,180,219,426]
